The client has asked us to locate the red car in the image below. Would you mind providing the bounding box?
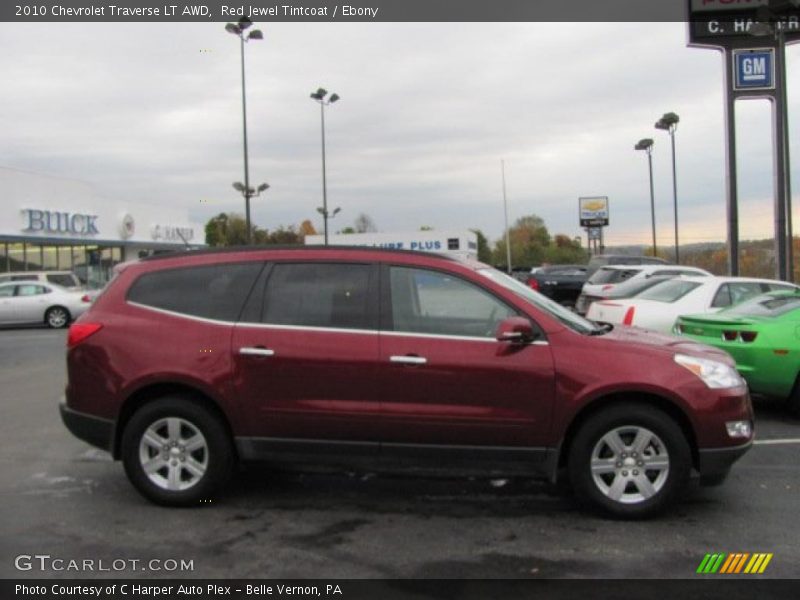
[61,247,753,518]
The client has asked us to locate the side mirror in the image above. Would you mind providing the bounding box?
[495,317,536,344]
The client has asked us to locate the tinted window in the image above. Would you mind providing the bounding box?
[261,263,372,330]
[47,273,79,288]
[128,263,263,321]
[637,279,701,303]
[587,268,641,285]
[390,267,516,338]
[0,285,14,297]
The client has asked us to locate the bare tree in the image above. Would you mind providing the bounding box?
[354,213,378,233]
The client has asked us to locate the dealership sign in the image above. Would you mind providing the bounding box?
[733,48,774,89]
[22,209,99,236]
[579,197,609,227]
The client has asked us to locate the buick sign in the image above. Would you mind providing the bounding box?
[23,209,99,236]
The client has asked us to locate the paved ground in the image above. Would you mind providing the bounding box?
[1,327,798,579]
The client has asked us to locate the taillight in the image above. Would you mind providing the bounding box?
[527,278,540,291]
[67,323,103,348]
[81,294,91,303]
[722,330,738,341]
[739,331,757,343]
[622,306,635,326]
[601,284,614,291]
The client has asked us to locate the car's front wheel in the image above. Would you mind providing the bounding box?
[567,403,691,518]
[121,397,234,506]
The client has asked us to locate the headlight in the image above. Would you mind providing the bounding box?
[674,354,745,389]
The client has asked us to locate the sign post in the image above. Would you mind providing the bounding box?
[687,0,799,281]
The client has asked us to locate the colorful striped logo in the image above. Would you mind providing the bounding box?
[697,553,773,574]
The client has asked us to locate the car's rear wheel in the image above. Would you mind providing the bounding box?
[45,306,70,328]
[121,397,234,506]
[567,403,691,518]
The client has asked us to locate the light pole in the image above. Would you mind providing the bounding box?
[310,87,340,245]
[635,138,657,256]
[232,182,269,240]
[655,112,680,264]
[225,17,263,244]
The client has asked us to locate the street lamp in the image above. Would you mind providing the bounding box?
[232,182,269,240]
[655,112,680,264]
[226,17,264,244]
[316,206,342,237]
[310,87,340,245]
[635,138,657,256]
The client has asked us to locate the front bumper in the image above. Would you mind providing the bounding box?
[59,401,114,453]
[697,440,753,479]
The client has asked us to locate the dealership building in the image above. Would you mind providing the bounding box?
[0,166,203,287]
[305,230,479,260]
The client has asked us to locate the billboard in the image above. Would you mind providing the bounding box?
[579,196,609,227]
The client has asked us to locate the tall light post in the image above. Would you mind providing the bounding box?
[232,182,269,240]
[655,112,680,264]
[310,87,340,245]
[225,17,263,244]
[635,138,657,256]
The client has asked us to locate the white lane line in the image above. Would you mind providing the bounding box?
[754,438,800,445]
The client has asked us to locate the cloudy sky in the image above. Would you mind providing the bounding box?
[1,21,798,247]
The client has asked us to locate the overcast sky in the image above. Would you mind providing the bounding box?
[1,22,798,247]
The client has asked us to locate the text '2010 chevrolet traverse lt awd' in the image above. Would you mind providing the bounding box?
[61,247,753,518]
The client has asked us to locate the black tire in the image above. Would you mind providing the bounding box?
[567,403,691,519]
[45,306,71,329]
[787,375,800,419]
[121,397,234,506]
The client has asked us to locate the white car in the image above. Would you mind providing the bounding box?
[580,264,712,301]
[586,276,799,333]
[0,281,92,328]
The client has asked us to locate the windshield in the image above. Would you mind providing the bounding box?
[587,267,641,285]
[478,268,599,335]
[723,292,800,317]
[636,279,702,303]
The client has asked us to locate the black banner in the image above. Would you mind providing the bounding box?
[3,579,800,600]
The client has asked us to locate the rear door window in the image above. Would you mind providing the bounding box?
[260,263,375,330]
[127,262,263,321]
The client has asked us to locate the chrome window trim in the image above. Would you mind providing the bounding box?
[128,301,549,345]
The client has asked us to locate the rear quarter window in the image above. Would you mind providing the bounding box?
[127,262,263,322]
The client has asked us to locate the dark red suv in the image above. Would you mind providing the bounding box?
[61,247,753,517]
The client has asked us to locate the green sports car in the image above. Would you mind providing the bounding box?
[675,290,800,416]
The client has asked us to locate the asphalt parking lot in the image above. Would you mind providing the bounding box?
[1,328,798,579]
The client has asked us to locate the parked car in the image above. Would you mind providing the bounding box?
[577,265,712,315]
[585,254,667,277]
[0,281,92,328]
[586,276,798,334]
[61,247,754,517]
[0,270,82,289]
[525,264,588,308]
[575,275,673,316]
[675,290,800,416]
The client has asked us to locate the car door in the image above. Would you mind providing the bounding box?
[14,284,50,323]
[376,264,556,461]
[230,261,382,450]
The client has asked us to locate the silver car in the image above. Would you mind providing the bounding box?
[0,281,91,328]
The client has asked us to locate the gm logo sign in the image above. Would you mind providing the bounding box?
[733,49,774,91]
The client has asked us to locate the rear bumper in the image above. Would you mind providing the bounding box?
[59,401,114,453]
[697,440,752,479]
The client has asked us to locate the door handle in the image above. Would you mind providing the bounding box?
[239,347,275,357]
[389,355,427,365]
